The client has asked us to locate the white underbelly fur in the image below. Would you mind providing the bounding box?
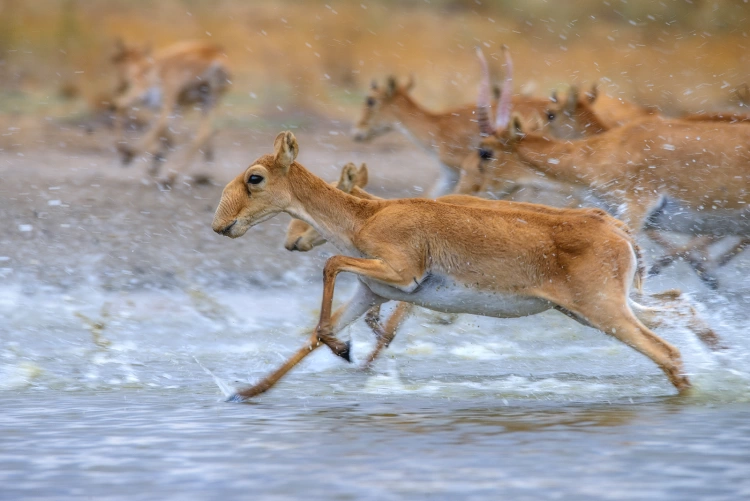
[362,274,551,318]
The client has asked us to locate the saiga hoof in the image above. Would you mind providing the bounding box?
[336,340,352,363]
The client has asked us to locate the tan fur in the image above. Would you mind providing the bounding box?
[212,131,699,399]
[586,84,657,128]
[473,115,750,234]
[285,162,369,251]
[283,165,733,367]
[544,85,750,284]
[112,39,230,183]
[469,62,750,238]
[550,83,750,136]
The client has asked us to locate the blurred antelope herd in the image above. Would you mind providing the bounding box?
[105,33,750,398]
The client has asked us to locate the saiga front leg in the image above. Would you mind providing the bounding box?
[315,255,416,359]
[229,281,385,401]
[120,93,178,169]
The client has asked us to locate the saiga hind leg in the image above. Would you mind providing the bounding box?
[553,294,690,392]
[647,232,721,289]
[362,302,413,368]
[630,290,724,351]
[163,100,218,185]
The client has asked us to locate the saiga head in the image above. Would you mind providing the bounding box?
[212,131,300,239]
[462,46,528,188]
[545,83,602,139]
[351,75,415,141]
[284,162,369,251]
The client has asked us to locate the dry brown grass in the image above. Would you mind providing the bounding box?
[1,0,749,124]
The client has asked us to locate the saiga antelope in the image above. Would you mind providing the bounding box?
[546,86,750,286]
[111,40,230,184]
[285,162,721,369]
[466,61,750,288]
[351,68,551,196]
[212,130,704,400]
[548,83,750,137]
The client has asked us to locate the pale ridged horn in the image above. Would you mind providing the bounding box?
[475,47,494,136]
[494,45,513,130]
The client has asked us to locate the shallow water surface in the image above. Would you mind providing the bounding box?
[2,283,750,500]
[2,392,750,501]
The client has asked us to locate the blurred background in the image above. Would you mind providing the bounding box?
[4,4,750,499]
[2,0,750,148]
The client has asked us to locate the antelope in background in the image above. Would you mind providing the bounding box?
[467,53,750,290]
[539,80,750,286]
[547,83,750,142]
[351,66,551,196]
[211,130,722,399]
[111,39,230,185]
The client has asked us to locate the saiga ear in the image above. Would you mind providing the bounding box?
[337,163,359,193]
[566,85,579,112]
[273,131,299,171]
[386,76,397,97]
[586,83,598,104]
[355,163,369,188]
[508,113,525,141]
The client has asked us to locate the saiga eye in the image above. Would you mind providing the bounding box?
[248,174,264,185]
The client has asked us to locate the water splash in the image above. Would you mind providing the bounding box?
[193,356,237,398]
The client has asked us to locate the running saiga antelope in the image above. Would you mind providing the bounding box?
[284,163,720,369]
[545,86,750,285]
[466,57,750,286]
[111,39,230,184]
[212,130,703,400]
[351,64,551,196]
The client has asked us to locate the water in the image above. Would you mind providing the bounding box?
[4,393,750,501]
[2,140,750,499]
[2,282,750,500]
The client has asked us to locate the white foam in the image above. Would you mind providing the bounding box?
[0,362,43,390]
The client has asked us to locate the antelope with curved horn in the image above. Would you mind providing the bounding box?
[467,57,750,289]
[351,55,550,196]
[545,85,750,284]
[111,40,230,184]
[457,47,584,198]
[211,130,709,400]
